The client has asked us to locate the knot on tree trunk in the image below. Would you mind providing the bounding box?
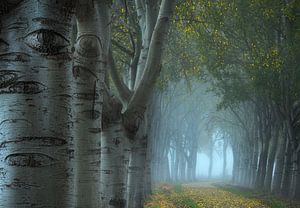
[103,96,123,129]
[122,106,146,140]
[75,35,101,58]
[109,198,126,208]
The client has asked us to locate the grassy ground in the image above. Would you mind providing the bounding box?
[144,183,300,208]
[216,184,300,208]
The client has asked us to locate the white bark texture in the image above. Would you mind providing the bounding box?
[104,0,175,207]
[124,0,176,119]
[134,0,158,89]
[0,0,75,207]
[73,0,110,207]
[100,120,129,208]
[126,2,176,206]
[126,135,148,208]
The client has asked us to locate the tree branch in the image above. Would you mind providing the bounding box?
[125,0,176,116]
[134,0,159,88]
[129,31,142,89]
[112,39,134,56]
[108,48,132,105]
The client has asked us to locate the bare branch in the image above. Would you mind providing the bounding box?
[125,0,176,115]
[108,48,132,105]
[112,39,134,56]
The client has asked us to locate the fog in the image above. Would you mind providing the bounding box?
[196,148,233,178]
[149,80,236,183]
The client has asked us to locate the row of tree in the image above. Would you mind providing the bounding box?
[149,81,223,183]
[174,0,300,199]
[148,0,300,201]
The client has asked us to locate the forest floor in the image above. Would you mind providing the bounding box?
[144,181,300,208]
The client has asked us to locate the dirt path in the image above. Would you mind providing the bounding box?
[145,182,298,208]
[182,180,222,188]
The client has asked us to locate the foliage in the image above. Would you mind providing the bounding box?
[173,184,184,193]
[160,0,300,109]
[218,185,298,208]
[145,184,271,208]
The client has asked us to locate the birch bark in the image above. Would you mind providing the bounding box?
[73,1,111,207]
[0,0,75,207]
[104,1,176,207]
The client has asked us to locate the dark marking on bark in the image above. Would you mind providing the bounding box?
[45,52,72,61]
[5,153,57,168]
[0,168,6,179]
[74,92,99,100]
[0,52,31,62]
[72,66,98,79]
[57,148,74,159]
[141,136,148,148]
[89,128,101,134]
[89,160,100,166]
[5,178,40,189]
[0,39,9,51]
[31,65,48,73]
[114,138,121,147]
[88,67,98,79]
[24,29,70,55]
[53,93,72,99]
[68,149,75,159]
[0,137,67,148]
[32,17,71,27]
[160,17,169,22]
[0,81,46,94]
[102,115,110,130]
[102,169,113,174]
[58,0,76,18]
[80,110,101,119]
[0,0,23,15]
[0,70,18,88]
[123,159,129,165]
[102,147,111,154]
[102,98,122,128]
[76,35,101,58]
[89,148,101,155]
[124,148,131,152]
[91,81,97,118]
[109,198,126,208]
[6,21,29,30]
[129,166,141,171]
[72,66,80,79]
[0,118,32,127]
[123,109,145,139]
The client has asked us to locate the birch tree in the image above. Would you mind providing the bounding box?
[0,0,76,207]
[100,0,176,207]
[72,0,111,207]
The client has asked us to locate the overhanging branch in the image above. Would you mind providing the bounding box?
[125,0,176,117]
[108,48,132,105]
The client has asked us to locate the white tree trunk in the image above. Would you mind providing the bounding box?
[107,1,176,207]
[0,0,75,207]
[73,1,110,207]
[134,0,158,89]
[126,136,147,208]
[100,120,129,208]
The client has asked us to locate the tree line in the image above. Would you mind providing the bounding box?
[151,0,300,200]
